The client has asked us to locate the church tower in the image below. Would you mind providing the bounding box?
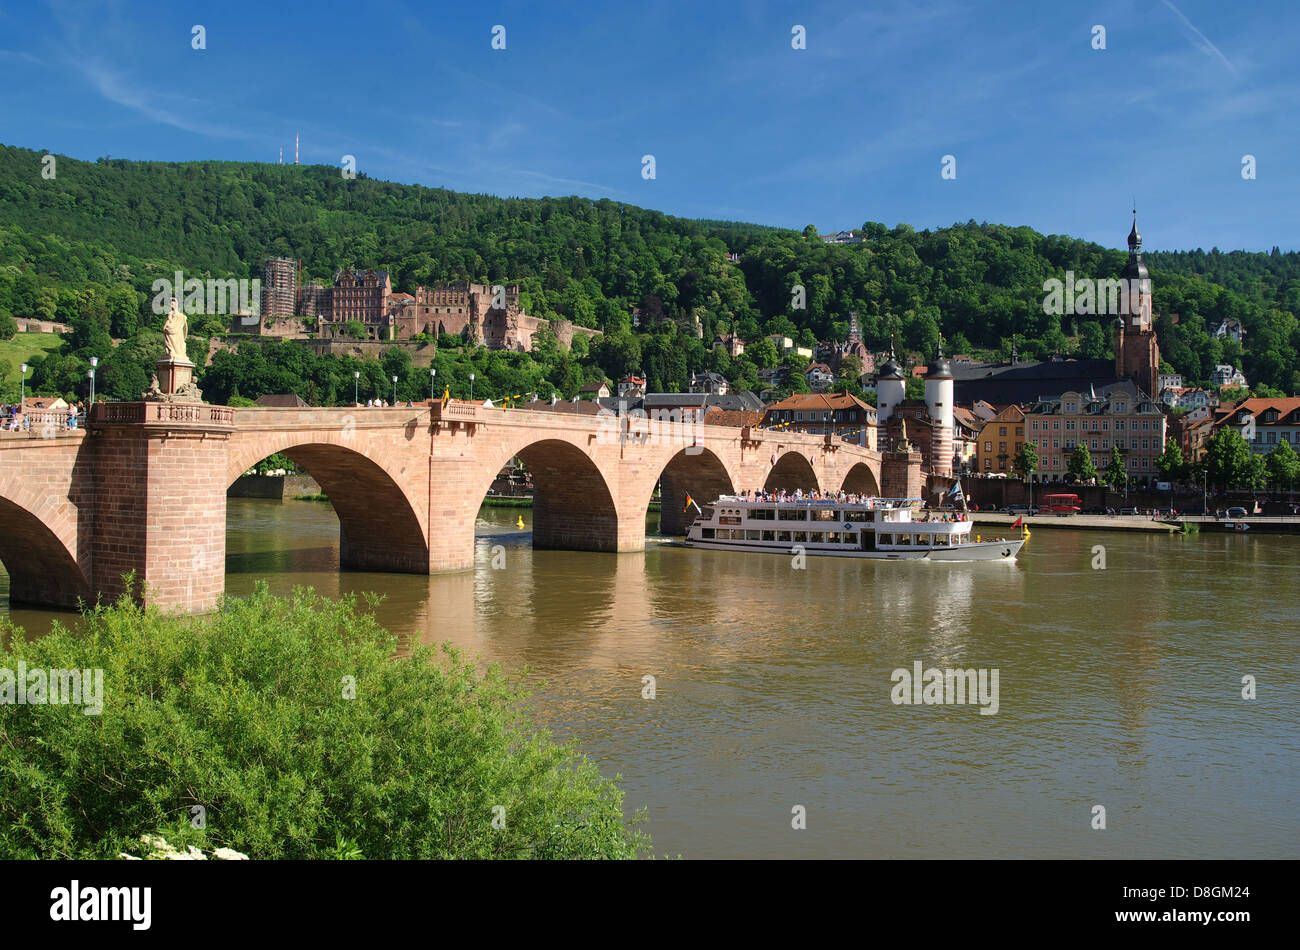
[1113,213,1160,398]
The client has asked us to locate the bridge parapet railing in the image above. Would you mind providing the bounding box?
[89,402,236,427]
[429,401,480,424]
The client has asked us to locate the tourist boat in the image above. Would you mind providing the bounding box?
[678,495,1023,561]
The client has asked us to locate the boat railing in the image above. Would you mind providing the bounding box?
[714,495,924,508]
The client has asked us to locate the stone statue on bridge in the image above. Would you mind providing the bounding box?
[163,297,189,363]
[144,297,203,402]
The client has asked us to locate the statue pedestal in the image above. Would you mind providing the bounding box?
[158,359,195,393]
[146,358,203,403]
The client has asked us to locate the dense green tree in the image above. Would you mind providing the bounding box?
[1245,453,1268,492]
[1204,427,1253,490]
[1013,442,1039,481]
[1265,439,1299,491]
[1102,445,1129,491]
[1067,443,1098,482]
[1155,438,1186,482]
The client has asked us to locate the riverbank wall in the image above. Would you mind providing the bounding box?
[227,475,322,499]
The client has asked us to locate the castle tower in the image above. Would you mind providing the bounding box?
[1113,213,1160,398]
[876,339,906,440]
[924,342,954,478]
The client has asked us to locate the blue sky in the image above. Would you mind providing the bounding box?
[2,0,1295,251]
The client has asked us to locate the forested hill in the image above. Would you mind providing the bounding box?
[0,143,1297,395]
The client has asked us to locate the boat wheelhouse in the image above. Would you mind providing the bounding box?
[681,495,1022,561]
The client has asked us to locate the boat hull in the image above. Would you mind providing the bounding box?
[670,538,1023,561]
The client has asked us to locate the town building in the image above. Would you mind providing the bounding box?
[689,371,728,395]
[638,391,764,418]
[805,362,835,392]
[974,405,1026,476]
[1210,318,1246,342]
[767,335,814,360]
[1214,397,1300,456]
[578,381,611,399]
[1024,383,1167,483]
[1210,364,1248,389]
[713,333,745,357]
[821,230,864,244]
[1157,373,1183,392]
[1181,414,1215,462]
[1160,386,1217,411]
[952,406,980,474]
[618,375,646,397]
[760,392,877,449]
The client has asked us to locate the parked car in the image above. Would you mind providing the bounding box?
[1082,505,1106,515]
[1227,506,1248,519]
[1006,505,1037,516]
[1119,506,1140,516]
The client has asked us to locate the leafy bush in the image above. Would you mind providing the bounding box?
[0,585,648,859]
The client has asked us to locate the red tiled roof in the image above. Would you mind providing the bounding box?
[763,392,874,414]
[701,408,765,428]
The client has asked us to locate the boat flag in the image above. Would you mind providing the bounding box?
[684,493,702,514]
[441,386,450,409]
[1011,516,1023,530]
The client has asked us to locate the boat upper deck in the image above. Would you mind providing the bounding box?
[710,494,924,510]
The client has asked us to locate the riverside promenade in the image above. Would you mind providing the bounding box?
[973,512,1300,535]
[973,512,1180,534]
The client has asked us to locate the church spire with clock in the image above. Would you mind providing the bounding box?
[1113,211,1160,399]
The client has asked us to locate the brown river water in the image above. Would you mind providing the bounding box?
[3,497,1297,859]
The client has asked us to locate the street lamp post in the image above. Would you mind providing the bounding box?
[429,368,436,402]
[19,363,28,407]
[391,375,398,404]
[354,370,360,405]
[469,372,475,403]
[89,356,98,406]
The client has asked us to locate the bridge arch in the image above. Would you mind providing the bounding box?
[227,436,429,573]
[0,490,89,609]
[764,451,821,494]
[653,447,736,535]
[471,436,621,553]
[840,462,881,497]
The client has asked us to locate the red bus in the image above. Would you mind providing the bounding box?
[1041,493,1081,515]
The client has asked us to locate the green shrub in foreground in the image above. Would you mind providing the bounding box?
[0,584,648,859]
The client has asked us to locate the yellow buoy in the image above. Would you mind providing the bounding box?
[517,515,526,529]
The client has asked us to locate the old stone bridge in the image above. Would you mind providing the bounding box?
[0,401,921,613]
